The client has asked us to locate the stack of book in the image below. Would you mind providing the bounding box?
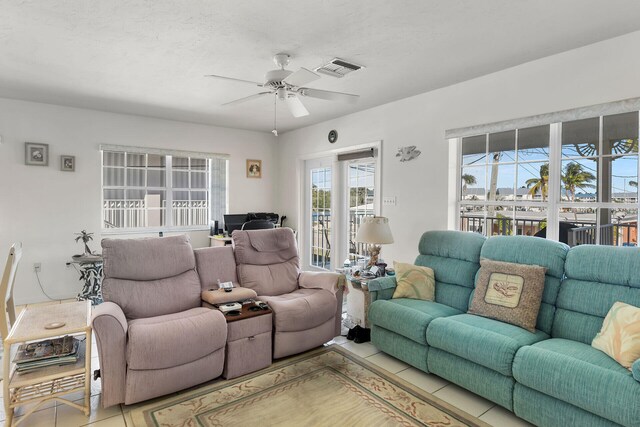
[13,336,80,373]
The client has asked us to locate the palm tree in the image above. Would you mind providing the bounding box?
[526,163,549,202]
[630,181,638,188]
[461,174,476,193]
[562,162,596,202]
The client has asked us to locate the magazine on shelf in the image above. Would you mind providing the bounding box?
[13,335,79,364]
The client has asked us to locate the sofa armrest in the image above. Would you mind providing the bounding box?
[367,276,397,303]
[91,302,128,408]
[633,359,640,383]
[299,271,345,294]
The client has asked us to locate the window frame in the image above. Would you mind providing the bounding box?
[452,111,640,245]
[100,146,228,234]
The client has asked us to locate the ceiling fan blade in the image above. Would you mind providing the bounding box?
[299,87,359,104]
[205,74,264,87]
[223,91,272,106]
[285,95,309,118]
[283,68,320,87]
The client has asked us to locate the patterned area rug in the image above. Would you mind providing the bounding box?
[125,345,489,427]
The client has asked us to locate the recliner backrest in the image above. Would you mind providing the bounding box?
[194,246,238,290]
[415,230,486,312]
[102,235,201,320]
[479,235,569,334]
[553,245,640,344]
[232,228,299,296]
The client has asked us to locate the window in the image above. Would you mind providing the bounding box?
[347,160,376,262]
[459,125,550,237]
[454,108,639,247]
[309,165,332,269]
[101,147,227,231]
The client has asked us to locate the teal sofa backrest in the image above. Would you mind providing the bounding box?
[415,230,485,312]
[553,245,640,344]
[480,236,569,335]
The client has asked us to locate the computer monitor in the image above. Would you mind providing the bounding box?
[224,214,248,236]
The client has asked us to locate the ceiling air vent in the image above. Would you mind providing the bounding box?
[314,58,364,78]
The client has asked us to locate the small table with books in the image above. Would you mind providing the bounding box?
[3,300,92,426]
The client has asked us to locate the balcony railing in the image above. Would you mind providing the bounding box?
[568,223,637,247]
[103,200,208,228]
[310,211,372,269]
[461,214,637,247]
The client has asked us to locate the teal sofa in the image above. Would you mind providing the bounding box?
[367,231,640,427]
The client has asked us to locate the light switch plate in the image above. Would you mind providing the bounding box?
[383,196,396,206]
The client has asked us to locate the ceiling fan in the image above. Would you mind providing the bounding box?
[205,53,360,121]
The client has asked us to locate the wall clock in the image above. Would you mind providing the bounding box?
[328,130,338,143]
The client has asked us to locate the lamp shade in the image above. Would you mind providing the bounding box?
[355,216,394,244]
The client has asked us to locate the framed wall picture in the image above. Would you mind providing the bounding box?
[61,155,75,172]
[246,159,262,178]
[25,142,49,166]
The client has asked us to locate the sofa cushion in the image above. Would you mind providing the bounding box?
[468,259,546,332]
[554,245,640,344]
[592,301,640,369]
[414,230,485,312]
[427,313,548,376]
[369,299,461,345]
[261,288,336,332]
[102,235,195,281]
[102,269,201,320]
[392,262,435,301]
[237,261,299,296]
[194,246,238,290]
[513,338,640,427]
[127,308,226,370]
[480,235,569,335]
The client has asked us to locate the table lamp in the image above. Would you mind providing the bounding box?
[355,216,394,267]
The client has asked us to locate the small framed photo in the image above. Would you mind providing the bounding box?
[25,142,49,166]
[61,155,75,172]
[246,159,262,178]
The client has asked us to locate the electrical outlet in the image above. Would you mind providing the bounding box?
[33,262,41,273]
[383,196,396,206]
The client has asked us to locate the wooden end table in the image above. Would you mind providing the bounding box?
[3,300,92,426]
[346,276,371,328]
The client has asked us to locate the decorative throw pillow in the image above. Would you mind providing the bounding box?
[392,261,435,301]
[468,259,546,332]
[592,301,640,369]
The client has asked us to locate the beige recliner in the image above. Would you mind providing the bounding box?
[91,235,227,407]
[232,228,344,358]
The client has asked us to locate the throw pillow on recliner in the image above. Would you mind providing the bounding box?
[392,261,435,301]
[592,301,640,370]
[468,259,546,332]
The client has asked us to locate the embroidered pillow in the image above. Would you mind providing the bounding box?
[592,302,640,369]
[468,259,546,332]
[392,262,435,301]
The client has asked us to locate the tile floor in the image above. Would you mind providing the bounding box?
[1,303,533,426]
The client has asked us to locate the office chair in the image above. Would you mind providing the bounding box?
[241,219,275,230]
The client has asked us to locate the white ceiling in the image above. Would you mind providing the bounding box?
[2,1,640,134]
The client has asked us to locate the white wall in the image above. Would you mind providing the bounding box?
[0,98,276,304]
[276,30,640,265]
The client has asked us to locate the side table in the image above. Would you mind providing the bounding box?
[345,276,372,328]
[220,304,272,379]
[3,300,92,426]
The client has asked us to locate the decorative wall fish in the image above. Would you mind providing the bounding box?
[396,146,421,162]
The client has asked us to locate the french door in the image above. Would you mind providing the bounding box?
[303,151,379,271]
[305,158,333,270]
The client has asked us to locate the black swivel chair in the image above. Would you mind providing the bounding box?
[241,219,276,230]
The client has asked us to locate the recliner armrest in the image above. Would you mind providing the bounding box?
[633,359,640,383]
[298,271,345,294]
[91,302,128,408]
[367,276,397,302]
